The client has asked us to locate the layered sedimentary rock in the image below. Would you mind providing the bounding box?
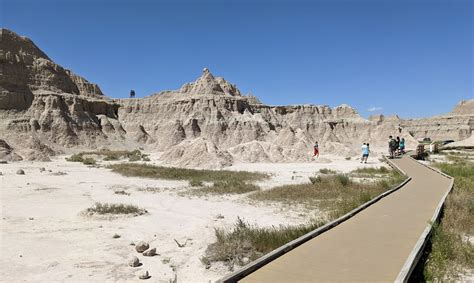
[0,29,121,160]
[0,28,471,167]
[116,72,420,167]
[400,100,474,141]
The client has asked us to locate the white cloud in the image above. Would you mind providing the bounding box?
[367,106,383,112]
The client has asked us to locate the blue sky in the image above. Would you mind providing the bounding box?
[2,0,472,118]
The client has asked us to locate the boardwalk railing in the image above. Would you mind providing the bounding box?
[395,157,454,282]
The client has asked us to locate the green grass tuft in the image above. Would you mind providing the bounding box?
[109,163,267,184]
[352,166,390,174]
[66,154,83,162]
[194,180,260,195]
[319,168,337,174]
[205,217,326,269]
[85,202,147,215]
[82,157,96,165]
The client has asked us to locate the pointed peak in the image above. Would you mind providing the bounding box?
[200,67,214,80]
[178,69,242,96]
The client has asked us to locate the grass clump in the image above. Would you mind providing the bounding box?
[66,154,95,165]
[82,157,96,165]
[109,163,267,184]
[423,160,474,280]
[335,174,350,186]
[319,168,336,174]
[189,179,204,187]
[309,176,322,184]
[84,202,147,216]
[66,154,83,162]
[66,149,149,164]
[205,217,325,269]
[352,166,390,174]
[194,180,259,195]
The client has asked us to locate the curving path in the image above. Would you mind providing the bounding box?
[222,156,453,282]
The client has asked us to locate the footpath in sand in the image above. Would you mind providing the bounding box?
[239,156,452,282]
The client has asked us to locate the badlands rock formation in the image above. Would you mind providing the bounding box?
[0,28,472,167]
[0,29,122,160]
[400,99,474,142]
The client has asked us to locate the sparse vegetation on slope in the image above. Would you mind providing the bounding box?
[423,158,474,280]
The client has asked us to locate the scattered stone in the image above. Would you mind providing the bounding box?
[0,161,7,164]
[174,239,187,248]
[138,270,150,280]
[135,241,149,253]
[112,234,120,239]
[242,257,250,264]
[161,257,171,264]
[16,169,25,175]
[215,214,224,219]
[39,167,46,172]
[130,242,135,246]
[28,217,34,220]
[128,256,140,267]
[0,172,2,176]
[143,248,156,257]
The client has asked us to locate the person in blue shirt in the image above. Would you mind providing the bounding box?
[361,143,370,163]
[399,138,406,155]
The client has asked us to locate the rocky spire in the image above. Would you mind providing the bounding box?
[178,68,241,96]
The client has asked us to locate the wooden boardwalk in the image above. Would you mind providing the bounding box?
[221,156,453,282]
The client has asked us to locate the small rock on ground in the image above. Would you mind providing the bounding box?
[139,270,150,280]
[128,256,140,267]
[143,248,156,257]
[135,241,149,253]
[16,169,25,175]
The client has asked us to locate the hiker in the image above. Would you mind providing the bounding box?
[396,136,401,156]
[313,141,319,158]
[361,143,370,163]
[399,138,406,155]
[130,90,136,98]
[388,136,397,159]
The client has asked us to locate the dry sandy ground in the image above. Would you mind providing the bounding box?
[0,154,382,282]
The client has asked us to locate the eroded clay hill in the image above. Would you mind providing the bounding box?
[0,29,472,167]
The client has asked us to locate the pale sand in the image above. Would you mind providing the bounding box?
[0,154,383,282]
